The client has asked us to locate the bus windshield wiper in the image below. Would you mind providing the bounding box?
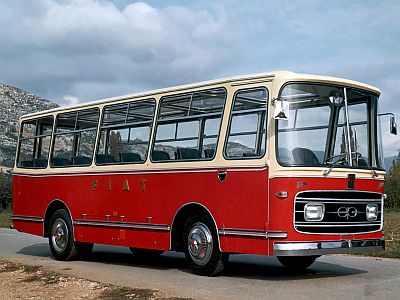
[323,154,347,176]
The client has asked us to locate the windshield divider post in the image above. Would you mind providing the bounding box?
[344,87,353,167]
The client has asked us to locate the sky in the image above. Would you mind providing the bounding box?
[0,0,399,156]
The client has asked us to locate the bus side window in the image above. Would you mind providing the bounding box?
[224,88,268,159]
[96,99,155,165]
[153,121,199,161]
[51,108,99,167]
[17,116,54,169]
[153,88,226,162]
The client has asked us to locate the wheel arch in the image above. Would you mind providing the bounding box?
[170,202,224,252]
[43,199,73,238]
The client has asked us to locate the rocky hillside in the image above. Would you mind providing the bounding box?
[0,84,58,167]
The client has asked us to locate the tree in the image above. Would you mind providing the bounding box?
[0,169,12,210]
[385,150,400,209]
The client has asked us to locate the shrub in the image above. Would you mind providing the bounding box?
[0,169,12,210]
[385,150,400,209]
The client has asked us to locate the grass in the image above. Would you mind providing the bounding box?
[0,207,12,228]
[376,208,400,258]
[354,208,400,259]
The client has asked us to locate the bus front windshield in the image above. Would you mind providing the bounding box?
[276,83,383,169]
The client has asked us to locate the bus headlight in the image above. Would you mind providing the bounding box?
[366,204,378,221]
[304,203,325,221]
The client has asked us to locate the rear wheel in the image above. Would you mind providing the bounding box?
[184,215,229,276]
[277,256,318,271]
[49,209,77,260]
[49,209,93,260]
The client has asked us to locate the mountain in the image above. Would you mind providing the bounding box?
[0,83,58,167]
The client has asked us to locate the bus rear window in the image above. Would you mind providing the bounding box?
[17,116,54,169]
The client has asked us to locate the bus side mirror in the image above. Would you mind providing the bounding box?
[378,112,397,135]
[273,99,289,120]
[390,115,397,135]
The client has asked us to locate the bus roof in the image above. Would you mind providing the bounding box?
[19,71,381,120]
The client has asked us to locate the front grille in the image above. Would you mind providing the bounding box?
[294,191,383,234]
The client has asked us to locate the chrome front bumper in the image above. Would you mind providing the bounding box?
[274,239,385,256]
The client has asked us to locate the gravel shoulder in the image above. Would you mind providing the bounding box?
[0,260,190,300]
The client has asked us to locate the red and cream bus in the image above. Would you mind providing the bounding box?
[12,71,396,276]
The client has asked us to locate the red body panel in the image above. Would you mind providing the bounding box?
[12,167,384,256]
[13,166,269,254]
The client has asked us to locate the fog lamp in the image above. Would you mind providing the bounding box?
[304,203,325,221]
[366,204,378,221]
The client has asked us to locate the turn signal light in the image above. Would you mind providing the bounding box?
[275,191,288,199]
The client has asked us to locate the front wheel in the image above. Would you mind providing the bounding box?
[184,215,229,276]
[277,255,319,271]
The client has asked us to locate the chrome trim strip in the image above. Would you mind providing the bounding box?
[11,215,44,223]
[267,231,288,239]
[295,210,383,214]
[296,199,382,203]
[219,228,267,238]
[269,175,385,180]
[218,228,287,239]
[294,221,381,227]
[294,190,383,196]
[274,238,385,256]
[13,165,268,178]
[74,219,170,231]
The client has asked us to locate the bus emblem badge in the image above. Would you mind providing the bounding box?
[337,207,358,219]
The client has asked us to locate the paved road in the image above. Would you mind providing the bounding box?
[1,228,399,299]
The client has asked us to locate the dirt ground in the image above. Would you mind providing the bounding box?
[0,260,190,300]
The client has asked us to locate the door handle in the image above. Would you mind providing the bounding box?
[218,170,227,182]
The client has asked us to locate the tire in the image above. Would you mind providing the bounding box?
[183,214,229,276]
[129,248,164,258]
[49,209,77,260]
[277,255,318,271]
[49,209,93,260]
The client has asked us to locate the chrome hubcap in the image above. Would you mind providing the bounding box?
[187,222,213,265]
[51,218,68,253]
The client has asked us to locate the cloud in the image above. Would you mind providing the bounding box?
[0,0,237,103]
[62,95,80,106]
[378,76,400,156]
[0,0,399,156]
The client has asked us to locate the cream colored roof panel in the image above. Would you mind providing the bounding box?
[19,71,380,120]
[274,71,380,95]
